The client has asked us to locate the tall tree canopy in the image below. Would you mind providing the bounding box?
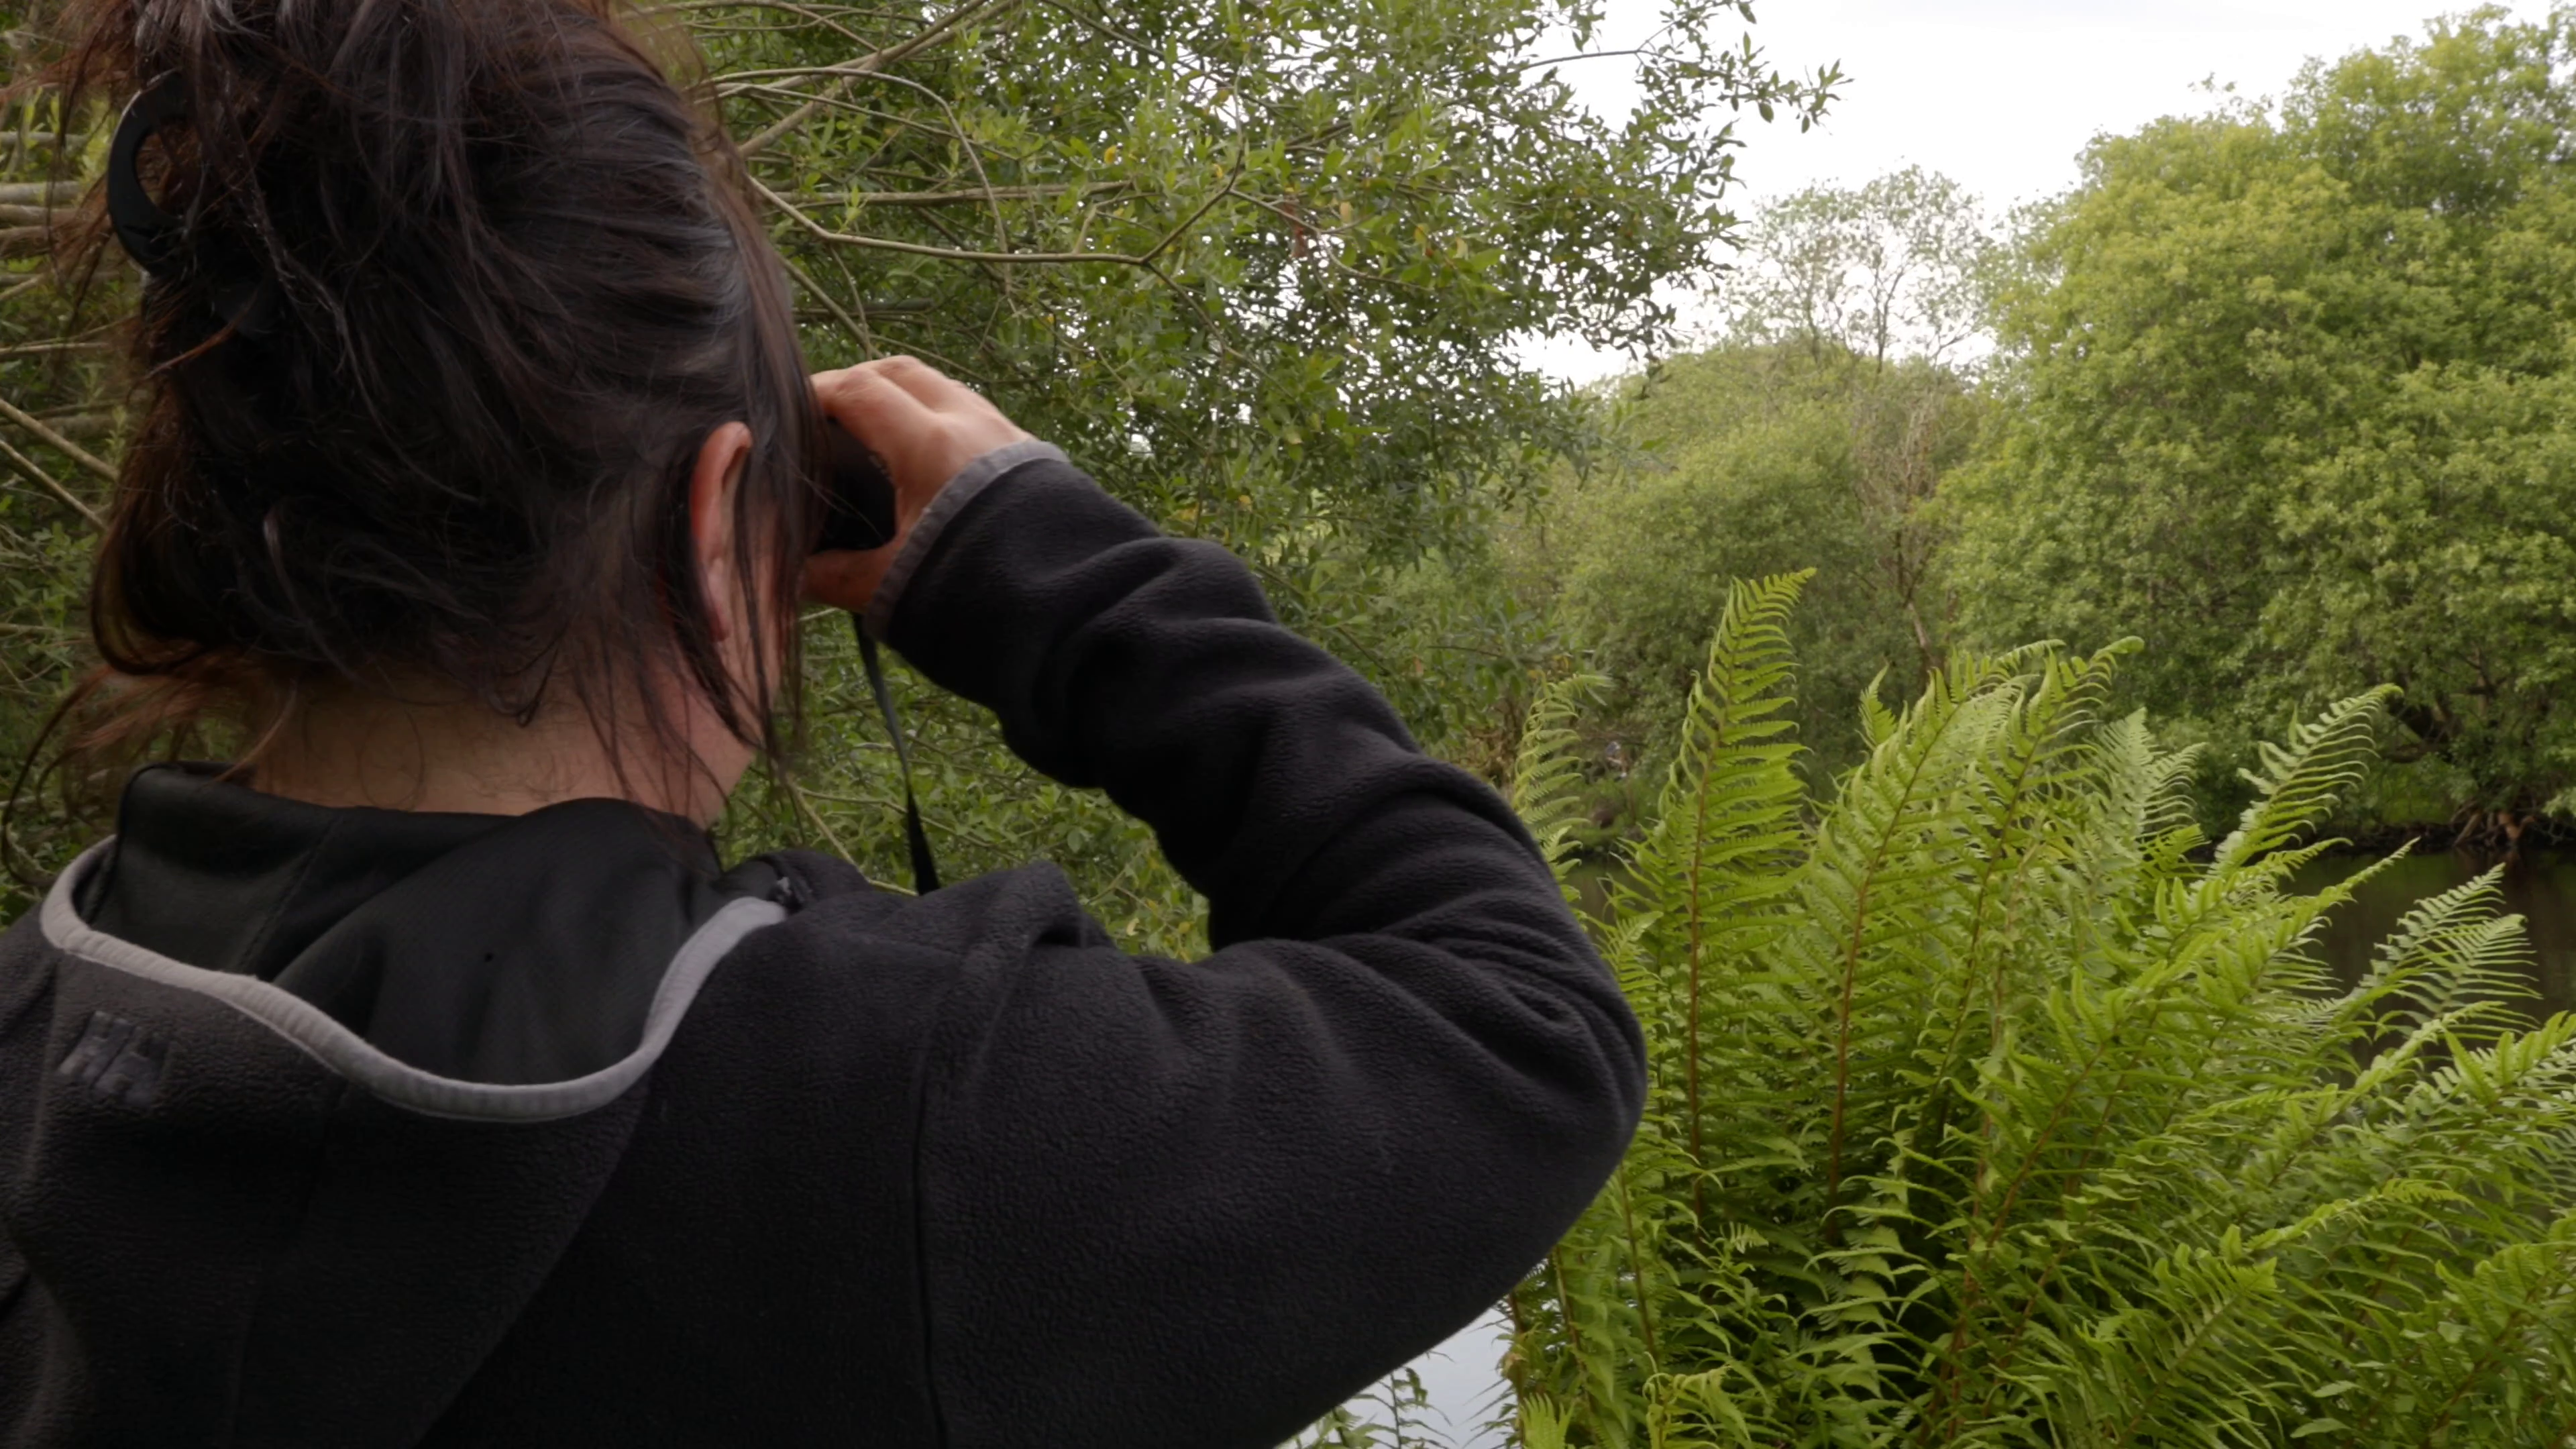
[1723,164,1996,370]
[709,0,1835,567]
[1543,342,1978,791]
[0,0,1833,906]
[1948,7,2576,822]
[1534,170,1990,796]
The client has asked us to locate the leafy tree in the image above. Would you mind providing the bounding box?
[1538,343,1978,796]
[1948,7,2576,830]
[1529,172,1994,800]
[1507,574,2576,1446]
[1721,164,1998,370]
[0,0,1838,916]
[704,0,1841,576]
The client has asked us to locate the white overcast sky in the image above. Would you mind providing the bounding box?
[1519,0,2561,382]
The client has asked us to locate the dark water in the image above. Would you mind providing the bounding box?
[2296,848,2576,1019]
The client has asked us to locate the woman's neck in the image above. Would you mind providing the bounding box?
[244,684,749,824]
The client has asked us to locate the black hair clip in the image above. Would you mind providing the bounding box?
[107,74,274,337]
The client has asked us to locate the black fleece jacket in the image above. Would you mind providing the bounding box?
[0,450,1644,1448]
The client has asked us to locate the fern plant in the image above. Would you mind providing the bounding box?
[1505,574,2576,1448]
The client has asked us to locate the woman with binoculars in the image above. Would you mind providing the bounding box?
[0,0,1643,1443]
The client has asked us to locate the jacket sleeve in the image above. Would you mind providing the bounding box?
[874,453,1644,1449]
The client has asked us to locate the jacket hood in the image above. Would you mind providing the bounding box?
[0,780,787,1446]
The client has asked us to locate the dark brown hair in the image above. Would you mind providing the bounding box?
[43,0,820,792]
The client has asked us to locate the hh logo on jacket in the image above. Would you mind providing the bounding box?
[58,1010,169,1108]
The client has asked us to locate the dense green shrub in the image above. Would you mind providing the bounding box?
[1532,343,1978,801]
[1949,10,2576,827]
[1505,573,2576,1446]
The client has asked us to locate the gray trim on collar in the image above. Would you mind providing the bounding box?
[39,841,785,1122]
[861,438,1067,641]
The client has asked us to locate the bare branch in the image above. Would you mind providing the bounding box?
[655,0,885,49]
[779,180,1130,209]
[760,63,1017,274]
[735,0,1022,158]
[1136,174,1240,266]
[726,88,1026,159]
[0,338,110,359]
[1238,193,1365,244]
[781,250,879,358]
[0,393,114,482]
[780,770,862,869]
[755,168,1236,270]
[653,0,917,12]
[0,431,100,528]
[1514,44,1674,74]
[1025,0,1147,52]
[757,177,1108,263]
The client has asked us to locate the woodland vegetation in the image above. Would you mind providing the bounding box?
[1495,584,2576,1447]
[4,1,2576,1444]
[1538,9,2576,849]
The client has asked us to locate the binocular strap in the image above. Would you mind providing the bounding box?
[855,620,941,896]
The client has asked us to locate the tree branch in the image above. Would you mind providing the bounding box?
[780,180,1130,209]
[0,431,101,528]
[735,0,1022,158]
[0,393,115,482]
[781,250,880,358]
[0,338,110,359]
[754,170,1236,268]
[658,0,884,51]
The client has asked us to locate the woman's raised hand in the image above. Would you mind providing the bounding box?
[804,356,1031,614]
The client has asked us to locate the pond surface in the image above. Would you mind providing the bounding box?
[2295,847,2576,1019]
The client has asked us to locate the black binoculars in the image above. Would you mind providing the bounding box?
[815,418,900,554]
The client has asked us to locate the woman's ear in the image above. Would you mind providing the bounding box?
[688,422,755,644]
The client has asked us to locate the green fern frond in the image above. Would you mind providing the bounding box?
[1511,671,1611,898]
[1506,619,2576,1448]
[2210,688,2396,873]
[1612,572,1814,1224]
[2346,865,2537,1043]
